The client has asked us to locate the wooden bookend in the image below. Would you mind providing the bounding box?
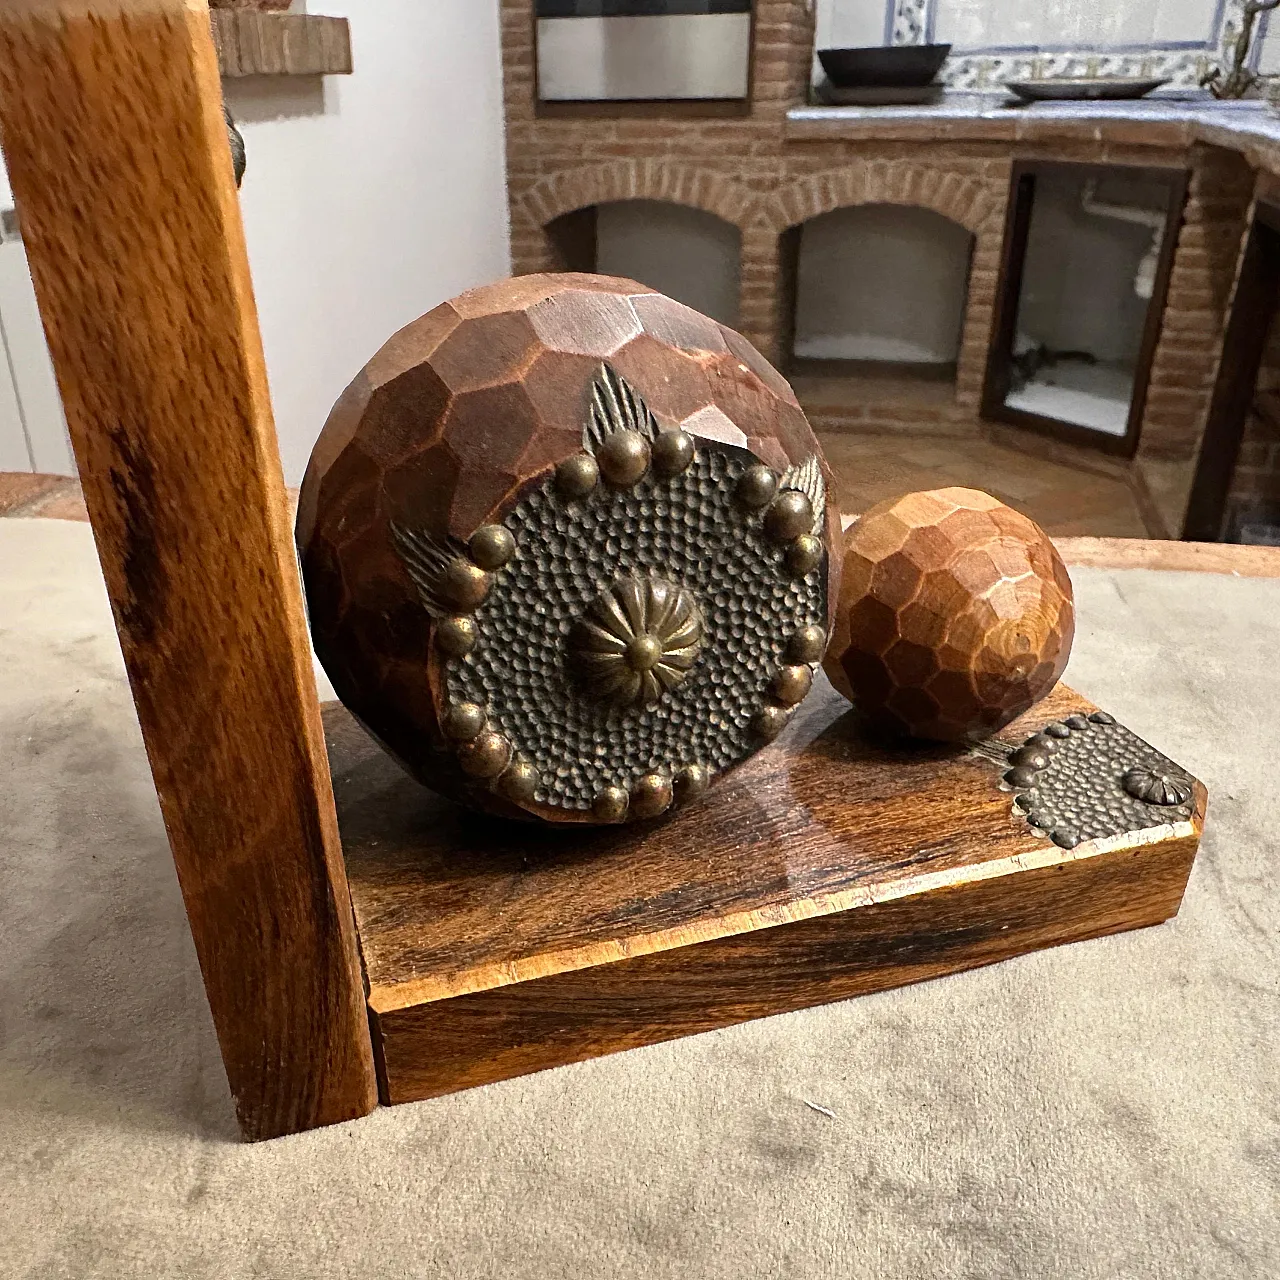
[0,0,377,1139]
[0,0,1207,1133]
[325,682,1204,1106]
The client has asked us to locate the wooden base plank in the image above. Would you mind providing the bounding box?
[325,682,1204,1107]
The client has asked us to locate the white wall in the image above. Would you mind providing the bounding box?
[227,0,511,486]
[814,0,887,52]
[595,200,742,326]
[0,152,75,474]
[0,2,510,483]
[793,204,973,364]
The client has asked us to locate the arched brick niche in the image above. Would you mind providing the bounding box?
[509,157,1011,432]
[791,205,974,364]
[512,160,757,275]
[745,164,1010,418]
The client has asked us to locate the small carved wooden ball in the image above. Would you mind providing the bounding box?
[297,273,840,824]
[824,488,1075,742]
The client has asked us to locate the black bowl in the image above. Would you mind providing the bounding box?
[817,44,952,89]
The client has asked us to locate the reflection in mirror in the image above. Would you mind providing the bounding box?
[991,163,1184,452]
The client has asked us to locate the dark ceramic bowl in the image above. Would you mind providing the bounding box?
[817,44,952,89]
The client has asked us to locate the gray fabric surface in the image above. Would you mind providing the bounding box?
[1,517,1277,1279]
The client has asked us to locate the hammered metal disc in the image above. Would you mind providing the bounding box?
[597,430,651,486]
[469,525,516,570]
[441,440,826,814]
[631,772,674,818]
[556,453,599,498]
[673,763,710,804]
[592,786,629,823]
[498,759,539,804]
[436,616,477,657]
[442,701,485,741]
[764,491,815,542]
[736,465,778,509]
[402,366,831,822]
[1123,767,1193,806]
[785,534,823,578]
[457,731,511,779]
[441,560,490,611]
[752,705,793,741]
[651,429,695,477]
[990,714,1197,845]
[772,664,813,706]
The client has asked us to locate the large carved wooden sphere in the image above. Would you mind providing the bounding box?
[824,488,1074,743]
[297,273,840,823]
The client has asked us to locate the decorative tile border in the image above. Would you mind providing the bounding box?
[886,0,1265,91]
[891,0,928,47]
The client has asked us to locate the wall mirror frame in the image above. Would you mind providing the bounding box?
[533,0,757,119]
[982,159,1189,459]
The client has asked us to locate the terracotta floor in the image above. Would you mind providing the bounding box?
[1,435,1150,539]
[6,465,1280,580]
[0,471,90,521]
[820,433,1151,538]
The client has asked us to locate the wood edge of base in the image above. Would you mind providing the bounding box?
[363,812,1200,1017]
[370,824,1201,1107]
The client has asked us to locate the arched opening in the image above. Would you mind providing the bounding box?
[787,204,974,417]
[545,200,742,327]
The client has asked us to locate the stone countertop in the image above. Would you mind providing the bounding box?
[785,92,1280,169]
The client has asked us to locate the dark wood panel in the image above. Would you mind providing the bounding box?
[1183,202,1280,541]
[376,827,1197,1103]
[0,0,377,1140]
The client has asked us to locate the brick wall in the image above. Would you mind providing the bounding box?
[502,2,1006,353]
[500,0,1253,519]
[1136,146,1257,464]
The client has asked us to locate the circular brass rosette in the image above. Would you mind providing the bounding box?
[571,577,704,707]
[392,364,830,824]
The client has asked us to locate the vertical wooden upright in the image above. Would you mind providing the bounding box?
[0,0,378,1139]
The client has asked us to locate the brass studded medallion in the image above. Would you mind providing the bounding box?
[393,364,830,824]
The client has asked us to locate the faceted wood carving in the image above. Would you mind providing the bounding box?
[824,488,1075,743]
[297,273,840,824]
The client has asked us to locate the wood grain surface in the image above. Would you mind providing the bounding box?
[0,0,377,1139]
[324,681,1204,1105]
[209,10,351,78]
[827,488,1075,742]
[1053,536,1280,576]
